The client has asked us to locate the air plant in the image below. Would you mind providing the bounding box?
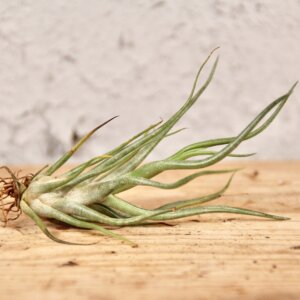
[0,49,297,246]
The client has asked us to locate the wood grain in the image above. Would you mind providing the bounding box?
[1,162,299,300]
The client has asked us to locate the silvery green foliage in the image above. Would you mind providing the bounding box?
[19,50,297,246]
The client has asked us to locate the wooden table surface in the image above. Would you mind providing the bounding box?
[1,161,300,300]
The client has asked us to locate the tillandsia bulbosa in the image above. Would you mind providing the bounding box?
[0,49,298,247]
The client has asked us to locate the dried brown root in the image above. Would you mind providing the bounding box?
[0,166,34,226]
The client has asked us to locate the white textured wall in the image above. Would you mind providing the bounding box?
[0,0,299,164]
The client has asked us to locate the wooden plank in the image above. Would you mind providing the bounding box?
[0,162,299,300]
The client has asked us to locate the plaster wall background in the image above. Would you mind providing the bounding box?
[0,0,299,164]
